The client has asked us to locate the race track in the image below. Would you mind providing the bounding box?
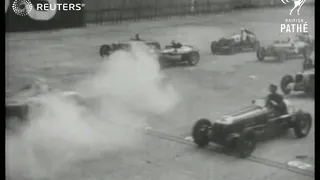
[6,6,314,180]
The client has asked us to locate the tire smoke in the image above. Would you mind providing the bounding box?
[6,43,179,179]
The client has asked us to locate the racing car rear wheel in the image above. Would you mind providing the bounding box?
[280,75,294,94]
[236,133,256,158]
[186,52,200,66]
[293,112,312,138]
[256,47,266,61]
[211,41,217,54]
[99,44,111,57]
[192,119,212,148]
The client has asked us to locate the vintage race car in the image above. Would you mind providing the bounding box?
[210,28,260,55]
[295,33,314,49]
[257,35,313,61]
[6,80,85,132]
[280,68,314,96]
[192,98,312,158]
[158,44,200,67]
[99,36,161,57]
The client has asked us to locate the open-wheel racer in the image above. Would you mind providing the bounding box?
[210,28,260,55]
[6,79,85,132]
[99,34,161,57]
[257,34,313,62]
[158,40,200,67]
[280,68,314,96]
[192,96,312,158]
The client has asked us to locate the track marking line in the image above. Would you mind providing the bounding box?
[145,129,314,178]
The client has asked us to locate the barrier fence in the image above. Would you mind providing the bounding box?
[85,2,232,24]
[84,0,315,24]
[5,0,314,32]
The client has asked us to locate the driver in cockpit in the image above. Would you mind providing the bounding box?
[265,84,288,115]
[131,33,142,41]
[171,40,182,49]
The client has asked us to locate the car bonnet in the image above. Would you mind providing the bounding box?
[216,105,269,124]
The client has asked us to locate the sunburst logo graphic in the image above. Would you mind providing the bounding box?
[12,0,33,16]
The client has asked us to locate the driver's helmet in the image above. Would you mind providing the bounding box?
[171,40,176,44]
[269,84,278,93]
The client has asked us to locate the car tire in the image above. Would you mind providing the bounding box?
[211,41,217,54]
[280,75,294,94]
[293,112,312,138]
[192,118,212,148]
[186,51,200,66]
[256,47,266,61]
[99,44,111,57]
[303,58,313,70]
[236,133,256,158]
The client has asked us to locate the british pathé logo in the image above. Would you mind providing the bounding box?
[280,0,308,33]
[281,0,307,16]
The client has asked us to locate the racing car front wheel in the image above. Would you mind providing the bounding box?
[99,44,111,57]
[256,47,266,61]
[236,133,256,158]
[293,112,312,138]
[280,75,294,94]
[186,52,200,66]
[192,119,212,148]
[211,41,217,54]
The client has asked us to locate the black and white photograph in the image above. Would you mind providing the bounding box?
[5,0,315,179]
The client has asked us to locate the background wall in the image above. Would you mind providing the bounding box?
[6,0,314,32]
[6,0,85,32]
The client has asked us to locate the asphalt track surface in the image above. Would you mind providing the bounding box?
[6,6,314,180]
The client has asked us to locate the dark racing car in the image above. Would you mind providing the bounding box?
[192,98,312,158]
[6,79,85,132]
[99,34,161,57]
[257,34,313,62]
[158,41,200,67]
[210,28,260,55]
[280,68,314,96]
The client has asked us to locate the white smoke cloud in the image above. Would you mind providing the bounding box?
[6,43,179,179]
